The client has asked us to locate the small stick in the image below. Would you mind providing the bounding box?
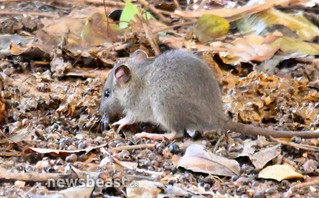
[152,21,195,33]
[270,137,319,152]
[111,143,155,153]
[0,11,58,18]
[0,0,126,6]
[138,14,161,55]
[136,0,171,24]
[213,133,225,153]
[0,171,70,181]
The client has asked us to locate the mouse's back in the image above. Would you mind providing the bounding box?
[146,50,227,133]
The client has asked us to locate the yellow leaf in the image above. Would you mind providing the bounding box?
[194,14,229,42]
[258,164,304,181]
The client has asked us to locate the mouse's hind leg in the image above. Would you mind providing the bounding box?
[133,96,193,140]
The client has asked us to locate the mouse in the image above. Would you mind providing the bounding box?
[99,49,319,140]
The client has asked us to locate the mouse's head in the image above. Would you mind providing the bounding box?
[99,50,148,127]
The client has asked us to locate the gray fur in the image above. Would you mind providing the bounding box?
[100,49,319,139]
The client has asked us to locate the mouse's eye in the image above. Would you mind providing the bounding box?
[104,89,111,98]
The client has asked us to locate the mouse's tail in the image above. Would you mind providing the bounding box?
[224,121,319,138]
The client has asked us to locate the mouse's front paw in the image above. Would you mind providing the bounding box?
[112,116,134,132]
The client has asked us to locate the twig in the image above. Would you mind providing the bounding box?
[136,0,171,24]
[285,179,319,198]
[0,150,21,157]
[0,0,125,6]
[270,137,319,152]
[142,21,160,55]
[152,21,195,33]
[111,143,155,153]
[0,11,58,18]
[0,171,71,181]
[213,133,225,153]
[138,14,160,55]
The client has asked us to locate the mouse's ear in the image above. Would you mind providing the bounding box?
[114,65,131,86]
[131,50,148,63]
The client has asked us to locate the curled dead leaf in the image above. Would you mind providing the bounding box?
[178,144,240,176]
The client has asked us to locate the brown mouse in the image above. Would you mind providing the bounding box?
[100,49,319,140]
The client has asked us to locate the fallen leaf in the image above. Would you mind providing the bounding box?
[178,144,240,176]
[119,0,155,28]
[194,14,229,42]
[218,34,279,64]
[258,164,304,181]
[25,144,107,158]
[10,43,49,59]
[81,12,122,46]
[250,144,281,170]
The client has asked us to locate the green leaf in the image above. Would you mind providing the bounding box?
[119,0,155,29]
[194,14,230,43]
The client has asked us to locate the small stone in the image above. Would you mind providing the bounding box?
[169,144,180,154]
[14,181,25,188]
[66,154,78,163]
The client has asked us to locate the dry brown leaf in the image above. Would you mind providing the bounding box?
[178,144,240,176]
[236,139,280,169]
[10,42,49,58]
[25,144,107,158]
[216,35,279,64]
[258,164,304,181]
[250,144,281,170]
[80,12,122,46]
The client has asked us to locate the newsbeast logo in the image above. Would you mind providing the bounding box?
[47,175,139,188]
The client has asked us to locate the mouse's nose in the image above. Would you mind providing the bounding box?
[101,114,110,130]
